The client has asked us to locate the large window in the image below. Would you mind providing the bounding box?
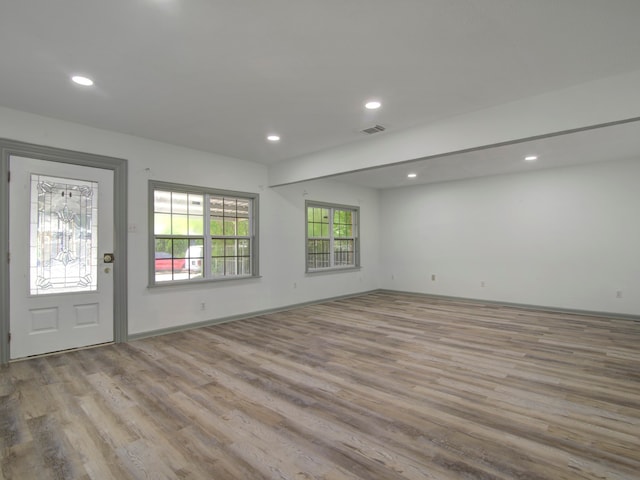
[150,181,258,285]
[306,201,359,272]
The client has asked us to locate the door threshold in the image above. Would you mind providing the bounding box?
[9,341,115,363]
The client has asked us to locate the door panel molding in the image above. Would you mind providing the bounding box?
[0,138,128,364]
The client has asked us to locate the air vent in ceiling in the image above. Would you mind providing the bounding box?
[361,124,386,135]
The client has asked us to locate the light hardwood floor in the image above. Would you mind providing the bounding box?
[1,292,639,479]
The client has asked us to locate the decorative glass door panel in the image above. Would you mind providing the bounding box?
[30,174,99,295]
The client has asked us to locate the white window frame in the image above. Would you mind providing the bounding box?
[149,180,259,286]
[305,200,359,273]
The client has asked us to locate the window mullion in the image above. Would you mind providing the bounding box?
[203,193,211,277]
[329,207,334,267]
[351,214,356,261]
[249,199,254,273]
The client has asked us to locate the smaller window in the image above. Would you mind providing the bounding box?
[306,201,359,272]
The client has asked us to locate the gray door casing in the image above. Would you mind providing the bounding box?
[0,138,128,364]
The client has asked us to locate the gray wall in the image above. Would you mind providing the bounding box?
[379,158,640,315]
[0,106,381,337]
[2,103,637,341]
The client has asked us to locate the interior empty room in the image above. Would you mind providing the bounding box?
[1,1,639,479]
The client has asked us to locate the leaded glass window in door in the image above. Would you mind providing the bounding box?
[29,174,99,295]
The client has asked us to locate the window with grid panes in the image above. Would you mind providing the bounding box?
[306,201,359,272]
[150,181,258,285]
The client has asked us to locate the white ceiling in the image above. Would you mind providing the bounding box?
[334,120,640,189]
[1,0,640,181]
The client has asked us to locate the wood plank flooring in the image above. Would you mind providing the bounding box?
[1,292,639,479]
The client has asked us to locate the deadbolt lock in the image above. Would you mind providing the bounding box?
[103,253,114,264]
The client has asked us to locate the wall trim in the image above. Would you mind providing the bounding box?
[128,290,379,341]
[377,289,640,322]
[130,287,638,343]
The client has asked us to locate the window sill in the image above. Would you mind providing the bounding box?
[148,274,261,289]
[306,266,361,275]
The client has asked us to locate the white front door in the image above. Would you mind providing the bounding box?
[9,156,114,359]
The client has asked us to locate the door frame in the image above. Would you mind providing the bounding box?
[0,138,128,364]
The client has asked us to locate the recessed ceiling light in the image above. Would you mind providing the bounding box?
[267,135,280,142]
[524,155,538,161]
[407,173,417,178]
[71,75,94,86]
[365,101,381,110]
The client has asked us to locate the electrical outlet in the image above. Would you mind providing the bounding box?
[616,290,623,298]
[481,281,486,287]
[200,302,206,310]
